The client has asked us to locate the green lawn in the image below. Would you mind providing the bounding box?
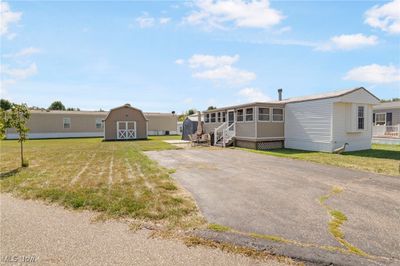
[239,144,400,176]
[0,136,203,229]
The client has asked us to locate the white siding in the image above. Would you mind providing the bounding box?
[284,99,334,152]
[332,103,373,151]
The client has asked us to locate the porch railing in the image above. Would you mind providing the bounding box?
[373,125,400,138]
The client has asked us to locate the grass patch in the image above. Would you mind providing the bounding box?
[250,233,290,243]
[0,138,203,229]
[318,186,370,257]
[207,223,232,232]
[238,144,400,176]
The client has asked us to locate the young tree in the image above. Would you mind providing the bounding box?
[48,101,66,110]
[0,99,13,110]
[9,104,31,167]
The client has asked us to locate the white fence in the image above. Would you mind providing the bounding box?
[373,125,400,138]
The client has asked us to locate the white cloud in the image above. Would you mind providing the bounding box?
[0,2,22,37]
[136,13,155,28]
[159,17,171,24]
[175,59,185,65]
[316,34,378,51]
[365,0,400,34]
[343,64,400,84]
[185,0,284,30]
[182,54,256,85]
[3,47,41,58]
[193,65,256,84]
[1,63,38,80]
[238,88,271,102]
[188,54,239,68]
[183,97,193,104]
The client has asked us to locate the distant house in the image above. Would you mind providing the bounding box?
[6,104,178,140]
[203,87,380,152]
[372,101,400,144]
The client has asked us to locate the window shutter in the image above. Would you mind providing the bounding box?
[386,113,392,126]
[373,113,375,123]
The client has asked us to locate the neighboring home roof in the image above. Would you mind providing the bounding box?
[203,101,283,113]
[373,101,400,110]
[282,87,380,104]
[104,104,148,121]
[203,87,379,113]
[29,110,107,115]
[144,112,176,116]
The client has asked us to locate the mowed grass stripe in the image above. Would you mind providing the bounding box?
[1,137,203,229]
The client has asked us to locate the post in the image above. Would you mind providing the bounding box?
[20,141,24,166]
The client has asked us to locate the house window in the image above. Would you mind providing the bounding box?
[217,112,221,122]
[205,114,210,123]
[96,118,103,129]
[211,113,216,123]
[375,113,386,126]
[258,108,270,121]
[237,109,244,122]
[245,108,254,121]
[222,112,226,122]
[386,112,392,126]
[358,106,364,130]
[272,108,283,121]
[63,118,71,129]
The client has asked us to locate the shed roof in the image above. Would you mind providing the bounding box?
[104,104,148,121]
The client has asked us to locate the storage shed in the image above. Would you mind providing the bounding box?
[104,104,148,140]
[284,87,380,152]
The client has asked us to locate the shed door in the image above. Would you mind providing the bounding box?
[117,121,136,140]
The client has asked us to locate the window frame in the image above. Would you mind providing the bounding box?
[205,113,210,123]
[95,118,103,129]
[272,108,284,122]
[63,117,71,129]
[357,106,365,130]
[374,112,386,126]
[210,112,216,123]
[217,112,221,123]
[236,109,244,122]
[244,107,254,122]
[222,112,226,122]
[258,107,270,122]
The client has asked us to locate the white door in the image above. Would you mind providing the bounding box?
[117,121,136,140]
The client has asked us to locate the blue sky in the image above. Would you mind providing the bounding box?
[1,0,399,112]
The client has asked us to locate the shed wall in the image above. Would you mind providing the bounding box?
[104,107,147,140]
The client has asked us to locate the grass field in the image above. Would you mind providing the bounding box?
[0,136,203,229]
[239,144,400,176]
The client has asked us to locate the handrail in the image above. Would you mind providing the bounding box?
[214,122,228,145]
[222,122,236,147]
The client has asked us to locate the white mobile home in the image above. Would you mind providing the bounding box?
[284,88,380,152]
[203,87,380,152]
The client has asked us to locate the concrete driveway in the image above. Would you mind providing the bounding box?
[146,148,400,264]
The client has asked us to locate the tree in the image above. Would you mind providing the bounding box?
[381,98,400,103]
[48,101,66,110]
[187,109,197,116]
[207,106,217,110]
[0,99,12,110]
[9,104,31,167]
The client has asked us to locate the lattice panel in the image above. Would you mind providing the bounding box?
[256,141,283,150]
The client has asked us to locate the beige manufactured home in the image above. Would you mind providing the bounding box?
[204,87,380,152]
[6,104,178,140]
[203,102,285,149]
